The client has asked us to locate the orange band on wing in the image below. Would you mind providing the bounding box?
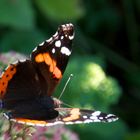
[35,54,44,63]
[43,53,52,66]
[14,118,48,125]
[35,53,62,79]
[62,108,80,122]
[53,67,62,79]
[0,65,16,98]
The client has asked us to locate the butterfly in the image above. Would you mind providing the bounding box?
[0,23,118,127]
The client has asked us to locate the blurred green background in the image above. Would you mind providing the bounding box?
[0,0,140,140]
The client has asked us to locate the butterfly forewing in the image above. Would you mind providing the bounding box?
[31,23,74,96]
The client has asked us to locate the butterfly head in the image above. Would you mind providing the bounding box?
[53,97,62,108]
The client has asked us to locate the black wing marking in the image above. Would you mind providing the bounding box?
[1,60,43,109]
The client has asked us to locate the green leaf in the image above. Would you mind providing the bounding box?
[0,0,35,29]
[35,0,84,20]
[0,30,45,54]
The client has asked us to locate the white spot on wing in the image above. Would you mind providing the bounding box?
[61,47,71,56]
[54,121,64,125]
[65,122,74,125]
[17,120,25,124]
[55,40,61,47]
[106,114,114,118]
[12,60,18,65]
[66,24,69,26]
[84,119,93,123]
[61,36,64,40]
[69,34,74,40]
[46,37,53,42]
[92,111,101,116]
[105,114,118,122]
[53,31,58,37]
[83,115,88,119]
[74,121,83,124]
[93,119,101,122]
[39,42,45,46]
[19,59,26,63]
[33,47,37,52]
[99,117,103,120]
[69,23,73,26]
[90,116,98,120]
[52,48,55,54]
[62,25,66,28]
[112,117,119,121]
[38,124,46,127]
[45,123,54,126]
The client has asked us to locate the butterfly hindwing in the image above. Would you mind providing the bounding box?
[56,108,118,124]
[5,108,118,127]
[0,60,43,109]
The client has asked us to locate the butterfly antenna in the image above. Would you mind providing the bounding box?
[58,74,73,100]
[62,102,74,108]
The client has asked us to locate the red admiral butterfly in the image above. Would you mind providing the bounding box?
[0,23,118,127]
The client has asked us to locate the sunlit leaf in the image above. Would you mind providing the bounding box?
[56,56,121,110]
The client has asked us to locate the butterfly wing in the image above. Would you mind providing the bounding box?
[0,23,74,100]
[4,108,118,127]
[56,108,118,124]
[0,60,42,109]
[31,23,74,96]
[0,23,74,121]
